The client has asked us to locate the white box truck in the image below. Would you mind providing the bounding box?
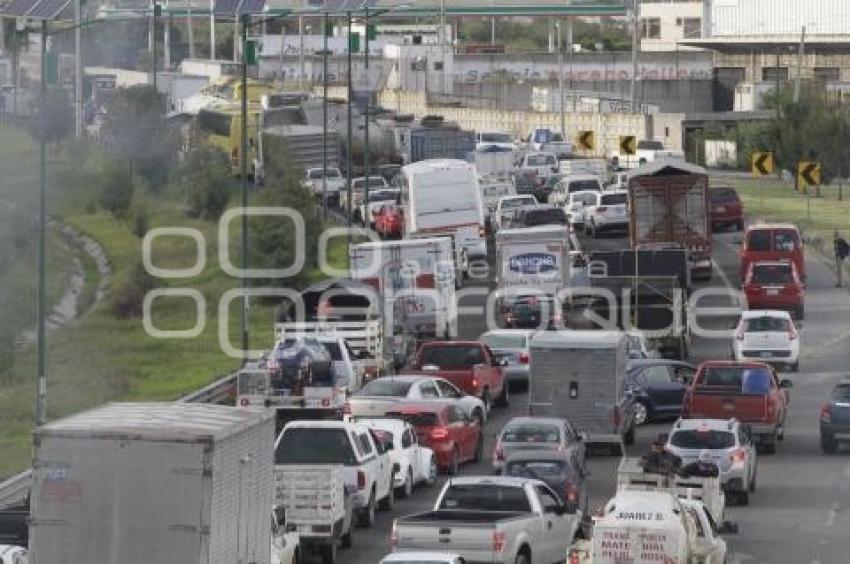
[400,159,487,279]
[27,402,275,564]
[529,330,635,447]
[350,238,458,341]
[495,225,570,300]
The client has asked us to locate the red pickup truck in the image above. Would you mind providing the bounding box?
[681,360,792,453]
[409,341,509,411]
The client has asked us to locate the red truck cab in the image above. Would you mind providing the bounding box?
[409,341,508,411]
[739,223,805,281]
[681,360,792,453]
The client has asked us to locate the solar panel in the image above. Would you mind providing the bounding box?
[213,0,239,16]
[236,0,265,15]
[26,0,70,19]
[2,0,38,17]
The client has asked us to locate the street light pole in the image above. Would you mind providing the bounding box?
[631,0,638,112]
[152,2,158,91]
[363,6,370,225]
[557,20,564,135]
[36,19,48,426]
[346,11,353,230]
[322,12,328,219]
[240,14,249,363]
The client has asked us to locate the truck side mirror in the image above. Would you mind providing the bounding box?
[779,379,793,389]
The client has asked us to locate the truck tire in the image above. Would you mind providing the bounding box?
[624,424,636,446]
[737,490,750,506]
[356,491,376,528]
[378,483,394,511]
[515,548,531,564]
[821,434,838,454]
[633,401,650,426]
[341,527,353,549]
[762,437,777,455]
[323,541,338,564]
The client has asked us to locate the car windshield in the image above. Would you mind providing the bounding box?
[419,345,485,368]
[385,411,440,427]
[358,379,414,397]
[368,190,398,202]
[700,366,774,394]
[744,316,789,333]
[747,230,772,251]
[670,430,736,449]
[481,132,512,143]
[275,428,356,465]
[503,197,536,209]
[308,169,340,179]
[527,154,555,166]
[353,178,386,189]
[502,423,560,443]
[831,385,850,402]
[521,208,568,226]
[568,180,600,193]
[505,460,570,480]
[481,334,526,349]
[752,264,793,284]
[439,484,532,512]
[710,188,738,203]
[600,193,627,206]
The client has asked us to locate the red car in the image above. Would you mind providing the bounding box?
[681,360,792,453]
[409,341,509,410]
[385,401,483,474]
[374,204,403,239]
[709,186,744,231]
[743,260,805,319]
[739,223,805,281]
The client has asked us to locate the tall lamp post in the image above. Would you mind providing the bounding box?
[240,12,249,362]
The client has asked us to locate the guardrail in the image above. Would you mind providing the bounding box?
[0,370,239,509]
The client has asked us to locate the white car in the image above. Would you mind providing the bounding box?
[585,190,629,237]
[548,174,604,206]
[564,190,599,230]
[493,195,538,233]
[520,151,559,180]
[380,552,466,564]
[0,545,27,564]
[733,310,800,372]
[275,420,395,528]
[347,375,489,425]
[354,418,438,497]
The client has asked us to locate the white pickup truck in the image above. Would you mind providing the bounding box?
[568,490,736,564]
[391,476,581,564]
[303,167,345,207]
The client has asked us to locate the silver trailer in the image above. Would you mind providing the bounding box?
[528,331,635,448]
[28,402,275,564]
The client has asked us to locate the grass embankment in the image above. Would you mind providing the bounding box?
[0,128,346,478]
[723,178,850,244]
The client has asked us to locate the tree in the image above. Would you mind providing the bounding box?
[102,85,178,192]
[29,88,73,146]
[98,159,135,217]
[182,146,234,220]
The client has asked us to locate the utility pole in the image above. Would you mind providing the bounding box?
[364,6,370,223]
[152,2,159,91]
[37,19,48,426]
[630,0,639,112]
[793,25,806,103]
[239,14,249,363]
[322,12,328,219]
[346,11,353,232]
[74,0,82,137]
[439,0,446,95]
[557,20,564,135]
[298,15,304,90]
[164,6,171,71]
[187,0,194,59]
[209,0,215,59]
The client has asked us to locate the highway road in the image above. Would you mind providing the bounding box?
[335,226,850,564]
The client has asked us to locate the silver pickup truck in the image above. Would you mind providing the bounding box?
[391,476,580,564]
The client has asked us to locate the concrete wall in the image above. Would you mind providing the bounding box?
[640,0,705,52]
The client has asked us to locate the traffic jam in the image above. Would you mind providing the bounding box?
[241,137,818,564]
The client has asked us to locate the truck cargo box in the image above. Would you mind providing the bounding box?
[409,127,475,163]
[28,402,275,564]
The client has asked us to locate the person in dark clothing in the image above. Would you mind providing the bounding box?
[835,231,849,288]
[679,449,720,478]
[641,439,682,476]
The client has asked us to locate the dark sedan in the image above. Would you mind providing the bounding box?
[820,380,850,453]
[501,450,589,529]
[625,359,696,425]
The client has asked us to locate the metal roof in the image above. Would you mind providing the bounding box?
[626,159,707,178]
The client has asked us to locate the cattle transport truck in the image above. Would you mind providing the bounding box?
[627,160,712,281]
[27,403,275,564]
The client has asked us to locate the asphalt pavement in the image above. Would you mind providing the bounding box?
[338,227,850,564]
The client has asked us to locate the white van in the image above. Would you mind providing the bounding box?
[401,159,487,277]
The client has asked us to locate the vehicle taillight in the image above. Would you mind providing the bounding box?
[492,531,507,553]
[821,403,832,423]
[390,521,398,548]
[357,470,366,490]
[564,482,579,503]
[518,352,529,364]
[730,448,747,466]
[569,550,581,564]
[494,439,504,461]
[471,377,480,391]
[597,206,608,212]
[430,427,450,441]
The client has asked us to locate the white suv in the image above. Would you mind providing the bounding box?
[733,310,800,372]
[585,190,629,237]
[665,418,758,506]
[275,420,396,528]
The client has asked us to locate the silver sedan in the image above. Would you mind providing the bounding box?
[479,329,535,390]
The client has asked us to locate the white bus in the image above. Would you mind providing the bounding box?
[400,159,487,280]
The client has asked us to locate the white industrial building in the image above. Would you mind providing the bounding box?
[639,0,705,52]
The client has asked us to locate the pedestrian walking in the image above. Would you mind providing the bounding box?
[835,231,849,287]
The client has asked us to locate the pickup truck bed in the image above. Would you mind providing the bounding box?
[398,510,528,523]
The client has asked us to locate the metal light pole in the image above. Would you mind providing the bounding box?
[557,20,564,135]
[187,0,194,59]
[209,0,215,59]
[74,0,82,137]
[37,20,48,426]
[346,11,353,230]
[363,6,370,225]
[322,12,329,219]
[240,14,249,363]
[152,3,158,91]
[630,0,638,111]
